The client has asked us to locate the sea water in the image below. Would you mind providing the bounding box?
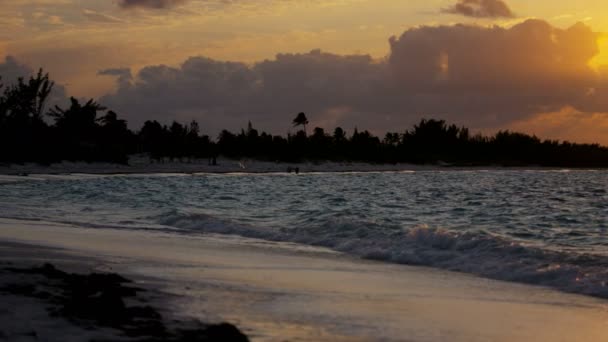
[1,170,608,298]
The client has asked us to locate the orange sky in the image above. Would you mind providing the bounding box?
[2,0,608,143]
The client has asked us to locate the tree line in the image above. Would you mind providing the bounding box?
[2,70,608,167]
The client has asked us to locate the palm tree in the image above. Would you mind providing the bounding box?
[292,112,309,135]
[48,97,106,134]
[2,69,54,125]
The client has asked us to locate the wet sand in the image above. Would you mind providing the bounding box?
[1,218,607,341]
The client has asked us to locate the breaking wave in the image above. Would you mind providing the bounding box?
[158,209,608,299]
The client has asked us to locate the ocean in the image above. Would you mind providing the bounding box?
[2,170,608,298]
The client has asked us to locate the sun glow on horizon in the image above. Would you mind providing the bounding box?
[589,34,608,71]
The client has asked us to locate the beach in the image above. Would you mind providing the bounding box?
[1,218,607,341]
[0,156,565,177]
[0,157,438,176]
[4,0,608,340]
[0,225,249,342]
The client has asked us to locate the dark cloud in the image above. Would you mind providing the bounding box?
[386,20,600,123]
[98,68,132,84]
[101,51,386,132]
[0,56,32,84]
[98,68,133,76]
[99,20,606,135]
[118,0,189,9]
[442,0,515,18]
[0,56,67,108]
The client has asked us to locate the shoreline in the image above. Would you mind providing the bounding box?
[0,156,601,177]
[0,241,249,342]
[1,218,608,341]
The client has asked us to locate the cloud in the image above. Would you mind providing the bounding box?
[0,55,67,107]
[118,0,189,9]
[98,68,133,87]
[442,0,515,18]
[100,51,386,132]
[0,55,33,84]
[98,68,132,78]
[97,19,607,139]
[386,20,600,122]
[82,9,125,23]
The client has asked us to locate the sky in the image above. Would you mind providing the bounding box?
[2,0,608,143]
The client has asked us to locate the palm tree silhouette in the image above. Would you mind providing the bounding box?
[292,112,309,135]
[48,97,106,132]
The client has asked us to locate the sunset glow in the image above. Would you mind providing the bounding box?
[4,3,608,340]
[590,35,608,71]
[2,0,608,143]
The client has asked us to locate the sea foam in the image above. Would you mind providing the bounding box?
[159,209,608,299]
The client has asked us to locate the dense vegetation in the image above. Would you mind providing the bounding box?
[2,70,608,167]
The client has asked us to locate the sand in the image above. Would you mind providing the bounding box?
[1,218,607,341]
[0,154,568,177]
[0,156,439,176]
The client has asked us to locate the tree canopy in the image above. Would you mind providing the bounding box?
[292,112,309,135]
[2,70,608,168]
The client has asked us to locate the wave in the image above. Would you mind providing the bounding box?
[158,210,608,299]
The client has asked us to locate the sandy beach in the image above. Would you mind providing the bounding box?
[0,227,249,342]
[0,157,440,176]
[5,1,608,341]
[1,218,607,341]
[0,155,571,177]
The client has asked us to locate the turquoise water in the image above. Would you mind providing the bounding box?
[2,170,608,297]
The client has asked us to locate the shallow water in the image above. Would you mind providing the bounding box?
[2,170,608,297]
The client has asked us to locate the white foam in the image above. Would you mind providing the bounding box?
[158,210,608,299]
